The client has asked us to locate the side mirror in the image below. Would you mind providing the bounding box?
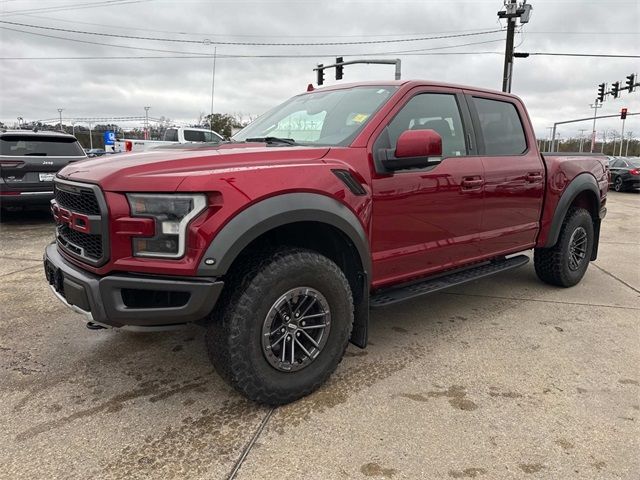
[380,129,443,171]
[396,129,442,158]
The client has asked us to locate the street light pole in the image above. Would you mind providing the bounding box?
[546,126,553,152]
[619,118,626,156]
[578,128,587,152]
[625,131,632,156]
[144,106,151,140]
[210,45,217,132]
[57,108,64,132]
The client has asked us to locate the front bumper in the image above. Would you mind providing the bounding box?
[43,243,223,329]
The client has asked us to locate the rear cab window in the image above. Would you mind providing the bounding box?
[0,135,85,157]
[472,97,527,155]
[164,129,178,142]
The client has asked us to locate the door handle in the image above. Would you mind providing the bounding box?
[461,177,483,190]
[525,172,543,183]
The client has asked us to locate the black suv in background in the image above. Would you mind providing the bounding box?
[0,130,86,209]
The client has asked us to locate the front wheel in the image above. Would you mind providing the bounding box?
[534,208,594,287]
[206,248,353,405]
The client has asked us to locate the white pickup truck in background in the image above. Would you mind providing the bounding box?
[114,127,224,153]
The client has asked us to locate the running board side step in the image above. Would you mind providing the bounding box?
[370,255,529,308]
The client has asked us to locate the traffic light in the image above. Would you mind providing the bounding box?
[626,74,636,93]
[597,83,606,102]
[611,81,620,99]
[316,64,324,86]
[621,108,628,120]
[335,57,344,80]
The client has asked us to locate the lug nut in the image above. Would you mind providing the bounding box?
[301,321,306,326]
[296,331,300,337]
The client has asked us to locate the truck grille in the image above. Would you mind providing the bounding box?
[54,188,100,215]
[53,179,109,266]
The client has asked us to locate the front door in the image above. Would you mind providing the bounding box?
[369,88,485,289]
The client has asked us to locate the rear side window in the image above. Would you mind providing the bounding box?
[164,129,178,141]
[473,97,527,155]
[0,135,85,156]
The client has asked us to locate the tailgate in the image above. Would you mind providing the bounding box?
[0,155,78,191]
[0,134,86,192]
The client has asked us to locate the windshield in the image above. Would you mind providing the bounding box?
[0,135,85,157]
[233,86,397,146]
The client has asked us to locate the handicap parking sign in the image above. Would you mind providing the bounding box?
[104,131,116,146]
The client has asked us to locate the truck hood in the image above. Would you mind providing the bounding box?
[57,144,331,191]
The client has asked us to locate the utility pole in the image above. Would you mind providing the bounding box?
[498,0,532,93]
[57,108,64,132]
[600,130,606,153]
[625,131,632,156]
[144,106,151,140]
[500,0,517,93]
[589,101,602,152]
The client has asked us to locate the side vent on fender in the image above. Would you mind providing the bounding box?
[332,169,367,196]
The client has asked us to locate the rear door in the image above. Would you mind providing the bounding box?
[465,92,545,255]
[0,134,86,193]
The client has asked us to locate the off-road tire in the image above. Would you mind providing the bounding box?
[534,207,594,287]
[206,248,353,405]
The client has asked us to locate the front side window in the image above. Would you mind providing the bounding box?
[473,97,527,155]
[233,86,397,146]
[383,93,467,158]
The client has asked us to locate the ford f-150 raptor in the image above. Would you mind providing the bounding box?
[43,80,608,405]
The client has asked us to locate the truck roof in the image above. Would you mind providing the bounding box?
[308,80,521,100]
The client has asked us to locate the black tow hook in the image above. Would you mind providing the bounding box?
[86,321,106,330]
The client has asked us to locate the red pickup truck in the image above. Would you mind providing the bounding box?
[44,81,608,405]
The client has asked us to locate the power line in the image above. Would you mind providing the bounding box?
[0,0,154,16]
[0,52,502,61]
[0,19,505,46]
[0,24,504,57]
[527,52,640,58]
[19,14,503,39]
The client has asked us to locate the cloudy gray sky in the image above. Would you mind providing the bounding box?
[1,0,638,141]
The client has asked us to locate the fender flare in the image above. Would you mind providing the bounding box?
[196,192,371,278]
[544,172,601,248]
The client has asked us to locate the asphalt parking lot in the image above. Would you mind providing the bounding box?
[1,192,638,480]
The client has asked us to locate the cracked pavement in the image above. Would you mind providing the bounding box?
[1,191,638,479]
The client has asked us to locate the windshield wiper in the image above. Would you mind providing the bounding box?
[244,136,299,146]
[24,153,47,156]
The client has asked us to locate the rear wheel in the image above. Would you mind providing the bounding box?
[613,176,625,192]
[206,248,353,405]
[534,207,594,287]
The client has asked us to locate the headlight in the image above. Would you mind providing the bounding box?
[127,193,207,258]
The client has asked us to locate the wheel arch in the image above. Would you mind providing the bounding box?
[544,173,602,259]
[197,193,371,347]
